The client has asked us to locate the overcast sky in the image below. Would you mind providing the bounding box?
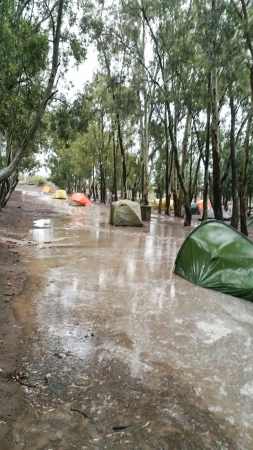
[59,45,98,100]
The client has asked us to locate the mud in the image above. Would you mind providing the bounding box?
[0,188,253,449]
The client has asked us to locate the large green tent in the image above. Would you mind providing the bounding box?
[110,200,143,227]
[174,220,253,302]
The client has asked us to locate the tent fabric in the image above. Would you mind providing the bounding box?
[174,220,253,302]
[42,185,52,194]
[42,183,56,194]
[71,193,92,206]
[110,200,143,227]
[54,189,67,200]
[196,199,212,212]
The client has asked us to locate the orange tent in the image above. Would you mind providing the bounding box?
[71,193,92,206]
[196,199,211,212]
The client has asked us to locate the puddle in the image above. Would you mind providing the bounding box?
[33,219,52,229]
[31,219,54,243]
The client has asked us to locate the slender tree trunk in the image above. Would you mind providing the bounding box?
[239,113,252,235]
[250,66,253,108]
[166,101,192,226]
[230,92,239,229]
[211,69,223,220]
[164,108,170,215]
[112,128,118,201]
[210,0,223,220]
[116,112,127,199]
[99,162,106,203]
[141,19,149,205]
[92,166,96,201]
[202,74,211,220]
[179,112,191,208]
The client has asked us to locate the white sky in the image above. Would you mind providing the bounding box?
[59,44,98,100]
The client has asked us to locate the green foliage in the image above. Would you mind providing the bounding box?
[0,12,48,139]
[26,175,47,186]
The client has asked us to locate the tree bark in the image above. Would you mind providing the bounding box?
[140,18,149,205]
[116,112,127,199]
[166,101,192,226]
[112,128,118,201]
[164,107,172,215]
[230,92,239,229]
[202,74,211,220]
[239,112,252,235]
[211,69,223,220]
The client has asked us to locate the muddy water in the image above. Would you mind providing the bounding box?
[11,191,253,449]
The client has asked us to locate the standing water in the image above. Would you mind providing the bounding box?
[11,190,253,449]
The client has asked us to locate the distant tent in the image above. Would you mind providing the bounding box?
[196,200,231,221]
[191,202,199,214]
[151,198,173,210]
[174,220,253,302]
[42,185,55,194]
[71,193,92,206]
[54,189,67,200]
[196,199,212,213]
[110,200,143,227]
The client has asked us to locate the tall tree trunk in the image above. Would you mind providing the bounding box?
[250,66,253,108]
[99,161,106,203]
[140,18,149,205]
[239,113,252,235]
[164,108,171,215]
[179,112,192,210]
[112,128,118,201]
[202,74,211,220]
[230,92,239,228]
[211,69,223,220]
[166,101,192,226]
[92,165,96,201]
[116,112,127,199]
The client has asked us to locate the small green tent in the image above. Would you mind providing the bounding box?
[110,200,143,227]
[174,220,253,302]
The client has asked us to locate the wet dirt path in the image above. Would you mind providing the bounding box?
[6,190,253,449]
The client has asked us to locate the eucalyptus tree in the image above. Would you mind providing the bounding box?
[0,0,89,206]
[0,0,68,208]
[232,0,253,107]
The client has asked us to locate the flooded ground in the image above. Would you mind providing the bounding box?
[2,188,253,449]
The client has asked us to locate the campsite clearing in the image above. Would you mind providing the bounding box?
[0,187,253,449]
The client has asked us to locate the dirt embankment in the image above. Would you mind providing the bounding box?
[0,190,57,449]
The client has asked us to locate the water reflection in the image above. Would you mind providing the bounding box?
[13,191,253,448]
[32,218,54,243]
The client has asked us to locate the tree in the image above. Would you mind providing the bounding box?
[0,0,65,208]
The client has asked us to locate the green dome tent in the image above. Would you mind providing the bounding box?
[174,220,253,302]
[110,200,143,227]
